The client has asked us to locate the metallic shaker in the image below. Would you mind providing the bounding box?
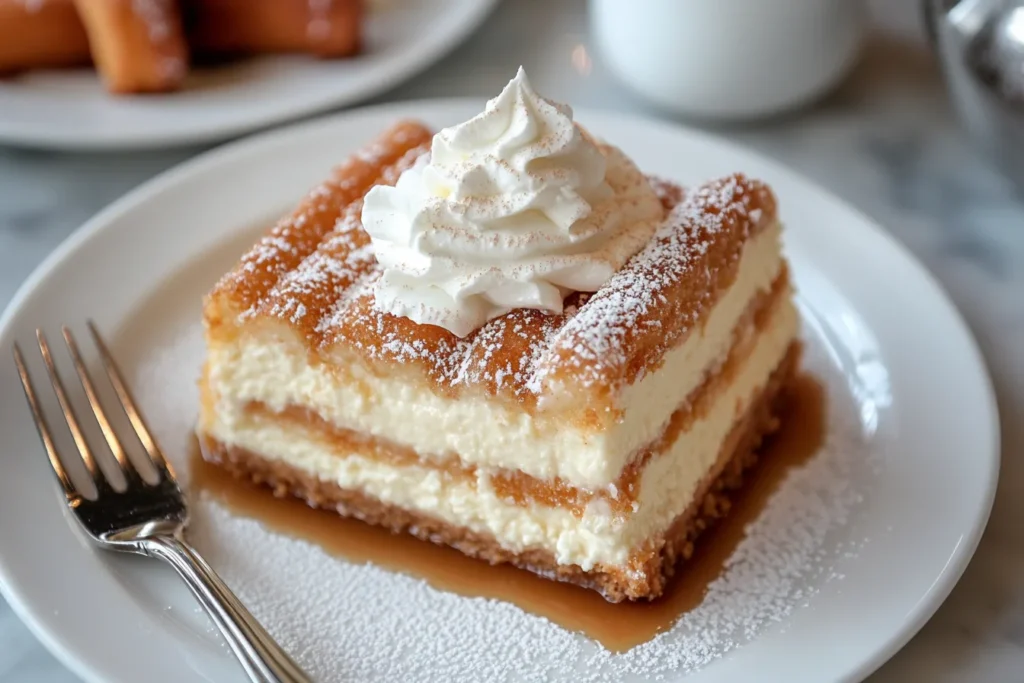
[925,0,1024,193]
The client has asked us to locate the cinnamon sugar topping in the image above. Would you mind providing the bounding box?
[207,122,777,411]
[532,174,777,398]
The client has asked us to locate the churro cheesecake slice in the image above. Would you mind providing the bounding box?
[199,68,799,601]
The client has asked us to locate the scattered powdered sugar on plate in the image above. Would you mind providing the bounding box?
[124,245,875,681]
[175,332,871,682]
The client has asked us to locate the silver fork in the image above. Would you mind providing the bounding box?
[13,323,311,683]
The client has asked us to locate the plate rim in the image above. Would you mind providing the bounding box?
[0,99,1001,683]
[0,0,499,151]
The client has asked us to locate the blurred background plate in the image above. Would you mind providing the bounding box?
[0,0,498,151]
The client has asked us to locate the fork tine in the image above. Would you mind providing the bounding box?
[35,330,112,495]
[87,321,175,481]
[62,326,142,489]
[13,343,78,502]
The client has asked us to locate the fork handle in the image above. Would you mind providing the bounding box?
[142,535,312,683]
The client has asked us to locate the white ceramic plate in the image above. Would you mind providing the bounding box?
[0,0,496,151]
[0,101,999,683]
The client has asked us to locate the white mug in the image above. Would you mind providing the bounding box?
[590,0,869,120]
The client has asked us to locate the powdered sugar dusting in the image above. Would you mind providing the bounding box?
[532,174,776,397]
[178,336,870,681]
[215,123,434,314]
[230,173,775,410]
[125,235,876,680]
[264,208,376,329]
[308,0,333,41]
[132,0,173,41]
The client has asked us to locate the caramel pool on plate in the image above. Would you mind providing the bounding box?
[190,374,824,652]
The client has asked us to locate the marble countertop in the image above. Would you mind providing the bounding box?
[2,1,1022,681]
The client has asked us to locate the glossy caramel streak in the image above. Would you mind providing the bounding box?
[238,269,792,516]
[208,120,433,315]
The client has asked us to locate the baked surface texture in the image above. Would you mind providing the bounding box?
[199,120,800,601]
[201,342,798,601]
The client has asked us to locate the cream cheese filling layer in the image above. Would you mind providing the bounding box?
[206,222,785,489]
[203,294,798,570]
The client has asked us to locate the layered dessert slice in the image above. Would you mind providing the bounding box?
[199,69,799,601]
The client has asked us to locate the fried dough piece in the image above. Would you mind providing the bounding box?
[186,0,361,59]
[0,0,90,73]
[72,0,188,93]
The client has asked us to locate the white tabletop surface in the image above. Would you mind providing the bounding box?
[1,1,1022,681]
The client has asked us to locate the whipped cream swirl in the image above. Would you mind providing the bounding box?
[361,67,661,337]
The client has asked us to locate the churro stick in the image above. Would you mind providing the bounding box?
[209,120,432,317]
[0,0,90,73]
[185,0,361,60]
[72,0,188,94]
